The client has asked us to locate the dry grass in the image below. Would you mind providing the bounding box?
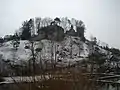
[0,67,99,90]
[2,71,99,90]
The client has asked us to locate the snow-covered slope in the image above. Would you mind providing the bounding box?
[0,36,109,66]
[0,41,31,64]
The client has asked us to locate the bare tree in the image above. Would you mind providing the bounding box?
[60,17,70,32]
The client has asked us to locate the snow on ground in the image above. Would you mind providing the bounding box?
[0,75,50,84]
[0,36,110,66]
[0,41,31,63]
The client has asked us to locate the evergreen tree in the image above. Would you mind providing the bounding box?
[76,20,85,41]
[21,19,33,40]
[54,17,61,25]
[0,37,4,46]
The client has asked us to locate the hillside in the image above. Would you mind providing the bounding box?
[0,36,110,66]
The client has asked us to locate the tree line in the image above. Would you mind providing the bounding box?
[0,17,85,42]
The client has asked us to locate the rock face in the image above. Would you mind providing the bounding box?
[32,24,65,41]
[0,35,116,76]
[0,36,109,65]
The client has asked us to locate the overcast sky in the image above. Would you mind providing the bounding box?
[0,0,120,48]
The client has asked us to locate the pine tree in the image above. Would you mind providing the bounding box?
[21,19,33,40]
[0,37,4,46]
